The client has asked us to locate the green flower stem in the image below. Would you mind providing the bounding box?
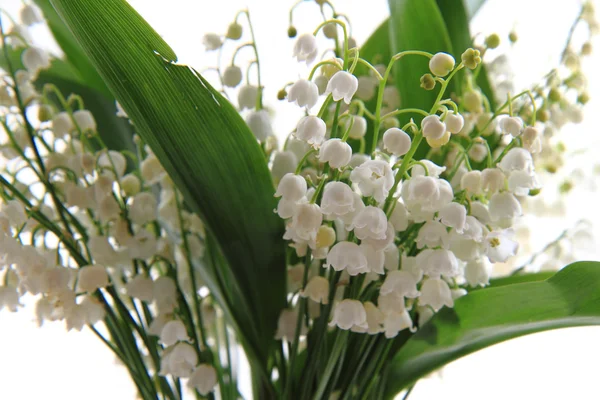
[231,42,255,65]
[348,57,383,80]
[307,60,343,81]
[371,50,433,154]
[381,108,429,122]
[235,10,263,109]
[295,148,317,174]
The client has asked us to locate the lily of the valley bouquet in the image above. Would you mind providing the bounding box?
[1,0,599,398]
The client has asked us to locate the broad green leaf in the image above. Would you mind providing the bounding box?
[34,0,111,98]
[487,271,556,287]
[435,0,496,108]
[49,0,285,370]
[385,261,600,397]
[355,20,390,76]
[387,0,454,115]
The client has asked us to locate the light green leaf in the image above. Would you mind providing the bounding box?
[49,0,286,371]
[385,261,600,397]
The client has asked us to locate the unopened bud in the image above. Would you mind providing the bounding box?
[461,48,481,70]
[288,26,297,38]
[548,88,561,102]
[420,73,436,90]
[277,89,287,101]
[508,31,518,43]
[485,33,500,49]
[581,42,593,56]
[38,104,53,122]
[226,22,243,40]
[577,92,590,105]
[536,108,550,122]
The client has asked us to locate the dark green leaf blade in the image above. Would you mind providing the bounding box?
[385,261,600,397]
[49,0,285,366]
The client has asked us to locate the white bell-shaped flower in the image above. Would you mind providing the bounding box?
[286,202,322,242]
[481,168,505,193]
[329,299,368,330]
[383,128,411,156]
[293,33,318,64]
[344,116,367,139]
[419,278,454,311]
[325,241,368,275]
[349,160,394,203]
[438,202,467,233]
[470,201,492,224]
[275,308,307,341]
[52,112,74,137]
[383,309,415,338]
[462,216,485,242]
[351,301,384,334]
[417,248,459,278]
[500,116,524,136]
[161,342,198,378]
[321,181,355,219]
[129,192,158,225]
[415,220,449,249]
[350,206,387,241]
[203,33,222,50]
[238,85,258,110]
[402,176,453,213]
[318,138,352,169]
[421,114,446,139]
[21,4,44,26]
[295,116,326,146]
[316,225,336,248]
[22,47,50,74]
[485,229,519,263]
[377,291,405,315]
[389,200,409,232]
[98,150,127,178]
[429,52,455,77]
[121,174,141,197]
[73,110,97,132]
[361,243,385,274]
[126,275,154,302]
[489,192,522,221]
[361,221,395,251]
[223,65,243,87]
[246,110,273,142]
[448,231,482,261]
[384,243,400,271]
[508,170,540,196]
[468,143,487,163]
[338,192,366,226]
[160,320,189,346]
[288,79,319,109]
[275,173,307,201]
[497,147,534,174]
[314,75,328,95]
[325,71,358,104]
[460,170,482,193]
[380,270,420,298]
[77,265,109,293]
[153,276,178,313]
[522,126,542,154]
[476,112,497,136]
[271,151,298,184]
[445,111,465,134]
[465,258,492,287]
[188,364,218,395]
[300,276,329,304]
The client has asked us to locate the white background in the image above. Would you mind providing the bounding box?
[1,0,600,399]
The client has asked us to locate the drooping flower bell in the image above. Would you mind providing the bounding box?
[421,114,447,139]
[383,127,411,156]
[288,79,319,109]
[318,138,352,169]
[445,111,465,134]
[429,52,455,77]
[419,277,454,311]
[326,71,359,104]
[326,241,368,275]
[188,364,218,395]
[349,160,394,203]
[275,173,307,201]
[329,299,368,330]
[293,33,318,64]
[246,110,273,142]
[320,181,355,219]
[295,116,326,146]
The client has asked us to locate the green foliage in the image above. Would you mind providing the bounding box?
[49,0,286,378]
[385,262,600,397]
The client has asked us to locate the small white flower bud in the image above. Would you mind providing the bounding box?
[293,33,318,64]
[326,241,368,275]
[329,299,368,330]
[295,116,326,146]
[383,127,411,156]
[271,151,298,184]
[129,192,158,225]
[288,79,319,109]
[51,113,74,138]
[275,173,307,201]
[460,170,482,193]
[300,276,329,304]
[344,116,367,140]
[315,225,336,248]
[126,275,154,302]
[476,112,497,136]
[203,33,222,51]
[350,160,394,203]
[463,90,483,113]
[429,52,455,77]
[445,111,465,134]
[238,85,258,110]
[419,277,453,311]
[468,143,487,163]
[246,110,272,141]
[73,110,97,132]
[121,174,141,196]
[325,71,358,104]
[20,4,44,26]
[465,258,491,287]
[160,320,189,346]
[223,65,242,88]
[77,265,109,293]
[489,192,522,221]
[421,114,447,139]
[500,116,523,137]
[22,46,50,74]
[318,138,352,169]
[188,365,218,395]
[226,22,243,40]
